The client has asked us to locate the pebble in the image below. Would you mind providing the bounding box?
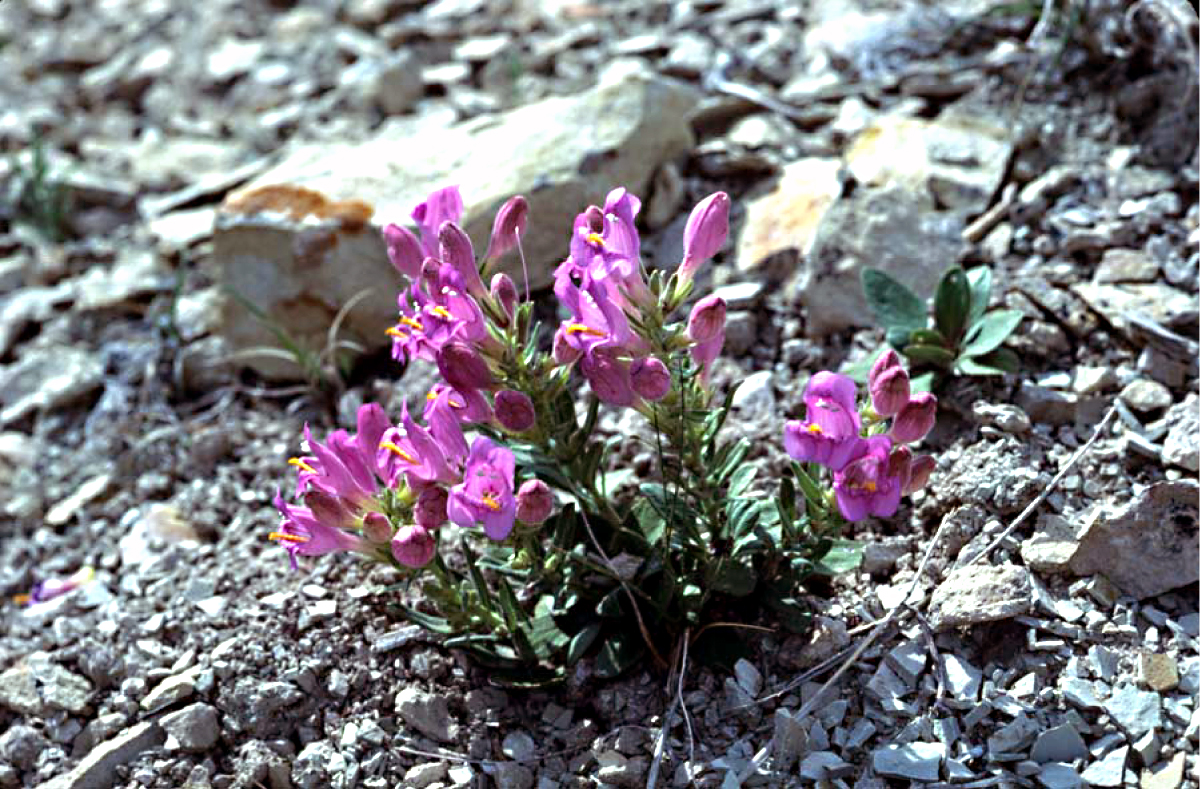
[928,563,1032,630]
[943,654,983,701]
[38,722,165,789]
[161,702,220,752]
[1119,379,1173,412]
[1141,751,1186,789]
[403,762,448,788]
[371,624,423,653]
[799,751,853,780]
[734,659,763,698]
[1104,684,1162,739]
[885,641,926,687]
[1161,393,1199,472]
[395,686,456,743]
[140,673,196,712]
[1079,744,1128,787]
[988,712,1039,755]
[1060,677,1104,711]
[1030,723,1088,763]
[502,730,536,762]
[871,742,944,781]
[1072,365,1117,395]
[1138,652,1180,691]
[1038,762,1083,789]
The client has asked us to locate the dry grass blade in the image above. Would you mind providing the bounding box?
[646,630,694,789]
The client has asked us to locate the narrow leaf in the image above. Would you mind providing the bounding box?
[902,343,957,368]
[958,347,1019,376]
[965,266,992,327]
[814,538,864,575]
[567,622,601,665]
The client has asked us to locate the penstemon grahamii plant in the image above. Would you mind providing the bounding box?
[268,186,936,680]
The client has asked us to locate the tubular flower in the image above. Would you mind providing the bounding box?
[414,486,449,530]
[630,356,671,401]
[783,419,864,472]
[869,350,911,418]
[448,437,517,540]
[494,389,536,432]
[483,195,529,261]
[383,223,424,280]
[272,493,364,569]
[439,220,487,300]
[436,341,495,392]
[14,566,95,606]
[687,295,726,344]
[904,455,936,495]
[832,436,904,522]
[424,383,493,427]
[490,272,517,326]
[805,372,861,436]
[516,479,554,524]
[891,392,937,444]
[411,185,464,258]
[579,345,637,407]
[678,191,730,284]
[392,525,436,568]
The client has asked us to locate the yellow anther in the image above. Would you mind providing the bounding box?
[481,493,502,512]
[288,457,318,475]
[379,441,417,464]
[269,531,309,544]
[862,481,877,493]
[430,306,453,320]
[566,322,606,337]
[398,316,424,331]
[806,423,823,434]
[12,593,31,605]
[427,390,465,408]
[386,327,408,339]
[426,391,438,400]
[585,232,605,246]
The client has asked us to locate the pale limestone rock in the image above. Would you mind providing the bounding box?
[214,65,697,378]
[928,563,1032,631]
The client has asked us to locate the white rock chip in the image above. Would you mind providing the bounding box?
[1080,745,1128,787]
[872,742,945,781]
[395,686,457,743]
[929,563,1032,630]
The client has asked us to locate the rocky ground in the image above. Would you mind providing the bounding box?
[1,0,1198,787]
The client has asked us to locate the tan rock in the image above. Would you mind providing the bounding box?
[1141,752,1186,789]
[213,65,698,378]
[735,157,841,274]
[1137,652,1180,692]
[929,563,1032,631]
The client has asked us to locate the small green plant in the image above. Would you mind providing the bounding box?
[860,265,1023,387]
[7,134,72,242]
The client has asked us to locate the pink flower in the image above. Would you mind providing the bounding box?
[424,383,493,426]
[805,372,860,437]
[383,223,423,280]
[515,479,554,524]
[553,325,582,365]
[494,389,536,432]
[392,525,436,568]
[483,195,528,261]
[678,191,730,284]
[414,486,449,530]
[579,346,637,407]
[272,493,364,569]
[904,455,936,495]
[436,341,495,392]
[361,511,393,543]
[17,566,94,606]
[783,420,864,472]
[439,220,487,300]
[490,273,517,326]
[832,436,904,522]
[687,296,726,343]
[411,185,463,258]
[891,392,937,444]
[630,356,671,401]
[869,350,910,417]
[448,437,517,540]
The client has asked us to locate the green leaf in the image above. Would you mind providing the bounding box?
[902,343,957,368]
[841,346,888,384]
[959,309,1023,359]
[910,371,936,393]
[886,327,914,350]
[460,538,496,613]
[965,266,992,327]
[727,464,757,497]
[566,622,600,665]
[792,463,827,512]
[958,347,1019,376]
[861,268,927,332]
[632,499,666,545]
[398,606,453,634]
[934,266,971,343]
[909,327,949,347]
[724,496,760,541]
[814,538,864,575]
[595,631,644,678]
[600,468,635,497]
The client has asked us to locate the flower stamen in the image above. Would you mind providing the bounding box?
[385,327,408,339]
[567,323,606,337]
[269,531,309,544]
[585,232,605,246]
[398,316,424,331]
[379,440,417,464]
[288,457,318,475]
[430,306,453,321]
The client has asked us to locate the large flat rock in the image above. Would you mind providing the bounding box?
[213,63,698,378]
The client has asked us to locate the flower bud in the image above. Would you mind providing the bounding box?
[678,191,730,283]
[579,348,635,407]
[870,366,911,418]
[583,205,605,234]
[553,325,582,365]
[890,392,937,444]
[886,445,913,492]
[904,454,936,495]
[687,295,727,343]
[419,256,441,294]
[630,356,671,401]
[303,490,353,528]
[362,511,393,543]
[383,223,423,280]
[494,389,536,432]
[516,479,554,524]
[437,341,494,392]
[490,273,517,325]
[438,220,486,299]
[483,195,528,260]
[414,486,448,530]
[391,524,436,568]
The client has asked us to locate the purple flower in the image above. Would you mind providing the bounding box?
[490,273,517,326]
[414,486,449,530]
[832,436,904,522]
[805,372,860,437]
[383,223,423,281]
[783,420,864,472]
[869,350,910,417]
[904,454,936,495]
[553,324,582,365]
[424,383,493,426]
[272,493,364,569]
[392,525,436,568]
[411,186,463,258]
[361,511,393,543]
[483,195,528,261]
[579,346,637,407]
[687,296,726,344]
[678,191,730,284]
[516,479,554,524]
[436,341,495,392]
[891,392,937,444]
[630,356,671,401]
[448,437,517,540]
[378,404,461,489]
[494,389,536,432]
[439,220,487,300]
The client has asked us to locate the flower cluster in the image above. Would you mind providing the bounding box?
[783,351,936,522]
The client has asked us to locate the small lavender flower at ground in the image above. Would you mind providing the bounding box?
[392,525,436,568]
[869,349,911,417]
[447,437,517,540]
[515,479,554,524]
[834,435,903,521]
[891,391,937,443]
[14,566,94,606]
